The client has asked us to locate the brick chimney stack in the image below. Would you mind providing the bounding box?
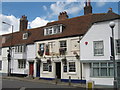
[58,11,69,20]
[84,0,92,15]
[20,15,28,32]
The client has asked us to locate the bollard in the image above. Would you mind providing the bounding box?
[55,75,58,84]
[69,76,71,86]
[86,80,94,90]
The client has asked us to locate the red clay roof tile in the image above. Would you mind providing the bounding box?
[2,12,120,47]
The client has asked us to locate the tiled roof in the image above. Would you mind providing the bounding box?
[2,12,120,47]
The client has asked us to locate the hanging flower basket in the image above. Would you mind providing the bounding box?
[38,50,44,56]
[75,54,79,59]
[73,51,79,59]
[47,59,51,64]
[62,58,67,65]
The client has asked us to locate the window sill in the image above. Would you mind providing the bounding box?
[15,52,25,54]
[42,71,49,74]
[94,54,104,56]
[90,76,114,78]
[18,68,26,69]
[67,72,77,75]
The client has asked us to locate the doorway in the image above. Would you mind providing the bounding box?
[55,62,61,79]
[29,62,34,76]
[36,61,40,77]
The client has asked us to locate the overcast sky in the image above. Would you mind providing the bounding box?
[0,0,119,35]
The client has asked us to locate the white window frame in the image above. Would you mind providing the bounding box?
[94,41,104,56]
[18,60,26,69]
[116,39,120,55]
[44,24,63,36]
[23,33,28,40]
[90,62,114,77]
[15,45,26,53]
[59,40,67,55]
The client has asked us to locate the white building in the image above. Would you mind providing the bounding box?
[80,9,120,86]
[1,16,37,77]
[1,1,120,87]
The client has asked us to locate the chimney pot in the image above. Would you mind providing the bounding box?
[84,0,92,15]
[108,8,113,13]
[58,11,69,21]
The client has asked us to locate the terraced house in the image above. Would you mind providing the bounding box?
[0,1,120,87]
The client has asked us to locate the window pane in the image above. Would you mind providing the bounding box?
[69,62,76,72]
[101,68,107,76]
[60,41,66,48]
[20,46,22,52]
[93,63,99,67]
[49,27,52,35]
[57,25,61,33]
[53,26,57,34]
[94,41,104,55]
[101,63,107,67]
[108,62,113,67]
[109,68,114,76]
[46,28,49,35]
[43,63,48,71]
[18,60,26,69]
[116,39,120,54]
[63,65,67,72]
[93,68,99,76]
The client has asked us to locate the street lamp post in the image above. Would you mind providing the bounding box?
[109,21,118,89]
[2,21,13,76]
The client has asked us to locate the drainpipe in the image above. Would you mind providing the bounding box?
[79,36,83,80]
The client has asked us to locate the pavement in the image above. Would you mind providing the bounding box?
[1,76,115,89]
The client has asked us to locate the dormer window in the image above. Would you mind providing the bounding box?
[44,24,63,36]
[23,33,28,40]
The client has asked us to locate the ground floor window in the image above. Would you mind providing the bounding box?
[63,65,67,72]
[18,60,26,69]
[69,62,76,72]
[0,61,2,70]
[43,63,48,71]
[90,62,114,77]
[43,63,52,72]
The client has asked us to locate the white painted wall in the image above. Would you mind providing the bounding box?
[36,36,81,79]
[27,44,36,60]
[80,19,120,60]
[0,47,9,75]
[12,59,28,74]
[80,19,120,85]
[12,44,36,75]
